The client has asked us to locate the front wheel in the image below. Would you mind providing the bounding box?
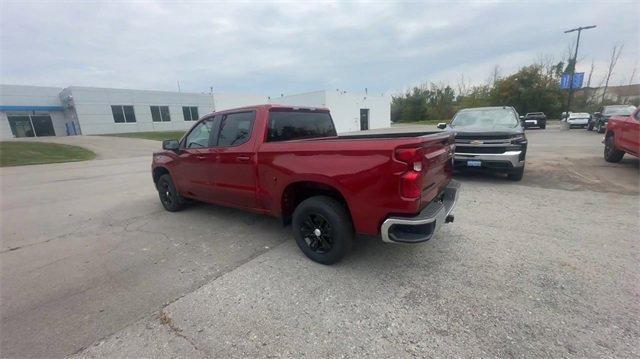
[157,174,185,212]
[604,135,624,163]
[292,196,353,264]
[507,165,525,181]
[587,123,593,131]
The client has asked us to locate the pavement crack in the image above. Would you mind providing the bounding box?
[159,309,211,357]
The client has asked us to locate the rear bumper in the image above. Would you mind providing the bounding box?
[380,180,460,243]
[567,119,588,125]
[524,119,545,127]
[454,151,524,168]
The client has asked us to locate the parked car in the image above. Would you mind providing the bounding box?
[564,112,590,128]
[589,105,637,133]
[438,106,527,181]
[522,112,547,129]
[152,105,459,264]
[603,107,640,162]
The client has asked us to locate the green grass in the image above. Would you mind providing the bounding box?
[0,141,96,167]
[99,131,186,141]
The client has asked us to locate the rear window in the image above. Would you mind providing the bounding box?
[569,113,590,118]
[267,109,337,142]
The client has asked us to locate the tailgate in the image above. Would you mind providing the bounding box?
[417,132,455,208]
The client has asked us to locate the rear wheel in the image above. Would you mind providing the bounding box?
[157,174,185,212]
[604,135,624,163]
[292,196,353,264]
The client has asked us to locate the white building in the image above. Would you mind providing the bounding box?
[1,84,390,139]
[270,90,390,133]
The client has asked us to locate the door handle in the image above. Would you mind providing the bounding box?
[237,156,251,162]
[196,155,207,160]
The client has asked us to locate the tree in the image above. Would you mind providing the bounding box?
[601,44,624,103]
[425,84,456,120]
[490,65,563,116]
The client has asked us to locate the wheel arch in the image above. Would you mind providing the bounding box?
[280,180,352,226]
[152,166,171,184]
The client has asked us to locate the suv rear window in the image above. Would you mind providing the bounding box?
[267,109,337,142]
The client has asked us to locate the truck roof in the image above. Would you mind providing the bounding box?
[204,104,330,117]
[457,106,514,112]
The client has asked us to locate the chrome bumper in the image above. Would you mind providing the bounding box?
[381,180,460,243]
[455,151,523,168]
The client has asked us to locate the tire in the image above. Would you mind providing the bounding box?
[157,174,185,212]
[604,135,624,163]
[507,165,525,181]
[292,196,353,264]
[587,123,593,131]
[540,122,546,129]
[596,122,605,133]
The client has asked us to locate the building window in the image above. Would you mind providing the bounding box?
[182,106,199,121]
[111,105,136,123]
[151,106,171,122]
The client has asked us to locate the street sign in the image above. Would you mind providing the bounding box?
[561,72,585,89]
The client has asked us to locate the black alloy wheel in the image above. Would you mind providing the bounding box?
[292,196,353,264]
[157,174,185,212]
[300,213,334,254]
[604,135,624,163]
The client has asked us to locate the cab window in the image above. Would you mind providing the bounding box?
[184,119,214,148]
[216,111,255,147]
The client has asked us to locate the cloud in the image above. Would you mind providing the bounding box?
[1,1,637,96]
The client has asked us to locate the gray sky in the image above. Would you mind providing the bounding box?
[1,1,638,96]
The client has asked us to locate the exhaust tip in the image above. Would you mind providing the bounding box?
[445,214,455,223]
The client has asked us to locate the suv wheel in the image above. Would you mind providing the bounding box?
[604,135,624,163]
[157,174,185,212]
[292,196,353,264]
[507,165,525,181]
[587,122,593,131]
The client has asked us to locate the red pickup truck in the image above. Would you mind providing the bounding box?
[603,107,639,162]
[152,105,459,264]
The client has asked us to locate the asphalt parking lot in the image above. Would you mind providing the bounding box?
[1,124,638,358]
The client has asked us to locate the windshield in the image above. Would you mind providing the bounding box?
[603,106,636,116]
[451,108,519,129]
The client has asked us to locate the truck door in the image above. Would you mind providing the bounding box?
[174,117,218,199]
[208,111,258,209]
[623,109,640,156]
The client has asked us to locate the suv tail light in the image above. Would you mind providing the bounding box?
[395,147,425,199]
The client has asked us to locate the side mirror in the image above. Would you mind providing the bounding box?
[162,139,180,151]
[437,123,447,129]
[519,115,524,120]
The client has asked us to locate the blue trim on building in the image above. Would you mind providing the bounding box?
[0,105,64,111]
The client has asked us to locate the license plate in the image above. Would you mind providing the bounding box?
[526,120,537,124]
[467,160,482,167]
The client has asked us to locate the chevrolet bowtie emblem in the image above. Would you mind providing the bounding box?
[470,140,483,145]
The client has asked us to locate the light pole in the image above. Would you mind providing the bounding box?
[563,25,596,116]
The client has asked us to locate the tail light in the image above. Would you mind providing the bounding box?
[395,147,425,199]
